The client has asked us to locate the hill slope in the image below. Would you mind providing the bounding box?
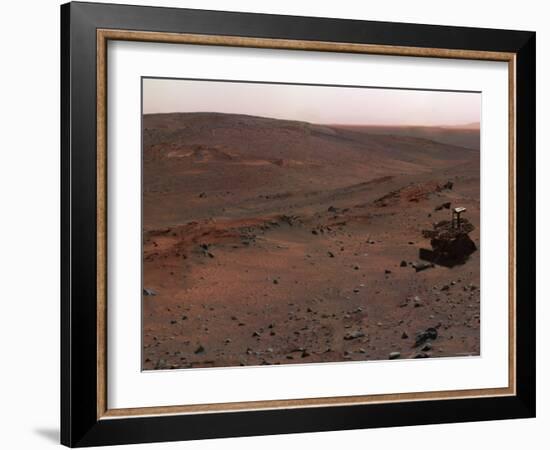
[143,113,478,227]
[142,112,481,370]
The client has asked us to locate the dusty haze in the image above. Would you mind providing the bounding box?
[142,79,481,370]
[143,78,480,127]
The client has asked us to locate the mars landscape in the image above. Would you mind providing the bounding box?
[141,106,481,370]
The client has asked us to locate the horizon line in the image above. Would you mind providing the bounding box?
[142,111,480,129]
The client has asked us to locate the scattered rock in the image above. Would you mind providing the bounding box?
[400,260,407,267]
[143,288,157,296]
[198,192,207,198]
[402,295,423,307]
[443,181,454,190]
[414,328,438,347]
[414,353,430,358]
[327,251,335,258]
[401,331,408,339]
[194,345,205,354]
[421,342,433,351]
[385,269,392,274]
[273,279,279,285]
[155,359,167,369]
[412,261,434,272]
[344,330,365,340]
[389,352,401,360]
[435,201,451,211]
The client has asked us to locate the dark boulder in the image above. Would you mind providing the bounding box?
[435,201,451,211]
[414,327,438,347]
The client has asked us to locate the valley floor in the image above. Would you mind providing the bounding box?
[142,167,480,370]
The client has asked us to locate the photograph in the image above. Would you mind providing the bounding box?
[56,1,537,446]
[141,78,481,370]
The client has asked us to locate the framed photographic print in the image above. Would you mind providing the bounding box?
[61,1,536,447]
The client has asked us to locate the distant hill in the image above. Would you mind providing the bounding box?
[334,124,480,151]
[142,112,479,228]
[143,112,479,165]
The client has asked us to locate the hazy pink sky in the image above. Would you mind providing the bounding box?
[143,78,480,127]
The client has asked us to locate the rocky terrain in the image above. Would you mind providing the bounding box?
[142,112,480,370]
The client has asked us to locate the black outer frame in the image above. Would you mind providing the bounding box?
[61,1,536,447]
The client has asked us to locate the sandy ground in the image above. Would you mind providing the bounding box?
[142,113,480,370]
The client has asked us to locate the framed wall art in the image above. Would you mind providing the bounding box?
[61,1,536,447]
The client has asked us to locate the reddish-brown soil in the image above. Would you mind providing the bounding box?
[142,113,480,370]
